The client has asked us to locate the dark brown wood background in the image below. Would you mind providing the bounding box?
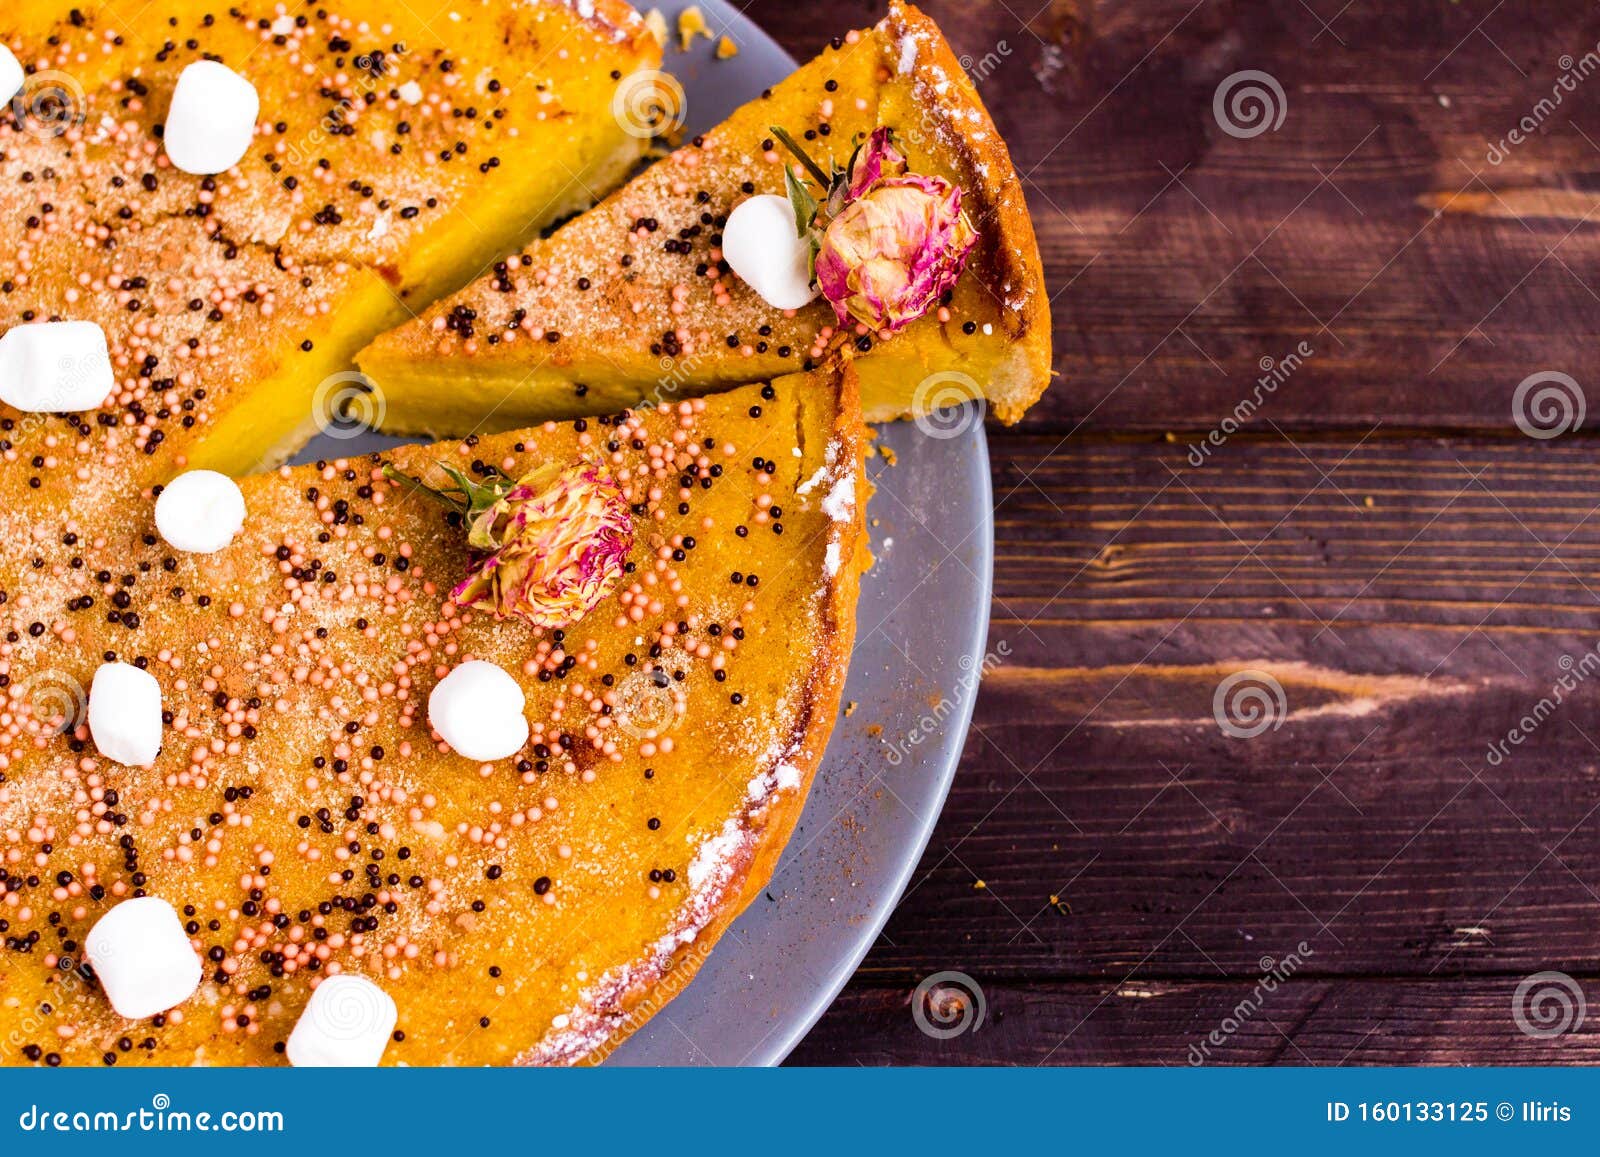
[742,0,1600,1064]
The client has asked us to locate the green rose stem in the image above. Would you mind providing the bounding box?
[382,461,518,551]
[769,125,835,189]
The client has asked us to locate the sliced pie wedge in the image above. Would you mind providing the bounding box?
[357,0,1052,433]
[0,367,867,1066]
[0,0,659,483]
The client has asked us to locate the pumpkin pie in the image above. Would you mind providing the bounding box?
[356,0,1052,434]
[0,0,660,480]
[0,367,867,1065]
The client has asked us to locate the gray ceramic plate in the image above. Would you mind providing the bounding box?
[292,0,993,1065]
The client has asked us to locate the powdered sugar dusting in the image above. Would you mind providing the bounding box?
[822,472,855,524]
[804,437,855,524]
[689,816,748,891]
[897,34,918,75]
[796,465,829,496]
[555,0,644,41]
[517,731,816,1066]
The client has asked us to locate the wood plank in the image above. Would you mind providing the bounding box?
[748,0,1600,432]
[981,434,1600,635]
[842,435,1600,979]
[787,978,1600,1065]
[736,0,1600,1065]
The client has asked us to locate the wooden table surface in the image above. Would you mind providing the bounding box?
[741,0,1600,1065]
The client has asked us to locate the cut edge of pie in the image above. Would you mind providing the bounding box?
[0,363,869,1067]
[0,0,663,481]
[519,362,869,1065]
[355,0,1053,436]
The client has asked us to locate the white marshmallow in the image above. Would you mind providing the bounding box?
[88,662,164,766]
[0,320,114,412]
[722,194,819,311]
[287,974,398,1067]
[155,469,247,554]
[0,45,22,104]
[163,60,259,175]
[86,898,201,1020]
[429,660,529,761]
[398,80,422,105]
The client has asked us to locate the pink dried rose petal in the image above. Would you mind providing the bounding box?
[845,126,908,200]
[451,461,632,628]
[815,173,977,333]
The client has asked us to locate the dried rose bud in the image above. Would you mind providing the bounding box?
[451,462,632,627]
[815,169,977,334]
[747,124,980,332]
[385,457,632,630]
[843,126,907,201]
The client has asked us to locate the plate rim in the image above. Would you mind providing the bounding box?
[751,426,994,1066]
[616,0,996,1067]
[294,0,996,1067]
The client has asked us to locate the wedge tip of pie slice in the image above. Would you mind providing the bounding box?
[356,0,1053,435]
[0,365,867,1066]
[0,0,661,479]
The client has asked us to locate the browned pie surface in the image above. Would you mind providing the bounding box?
[0,0,658,480]
[358,0,1052,431]
[0,369,866,1065]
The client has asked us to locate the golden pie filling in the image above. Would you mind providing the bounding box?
[0,0,1039,1067]
[0,369,867,1064]
[358,0,1053,433]
[0,0,876,1067]
[0,0,659,481]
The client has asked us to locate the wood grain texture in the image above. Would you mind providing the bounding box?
[791,980,1600,1065]
[751,0,1600,433]
[791,435,1600,1063]
[735,0,1600,1066]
